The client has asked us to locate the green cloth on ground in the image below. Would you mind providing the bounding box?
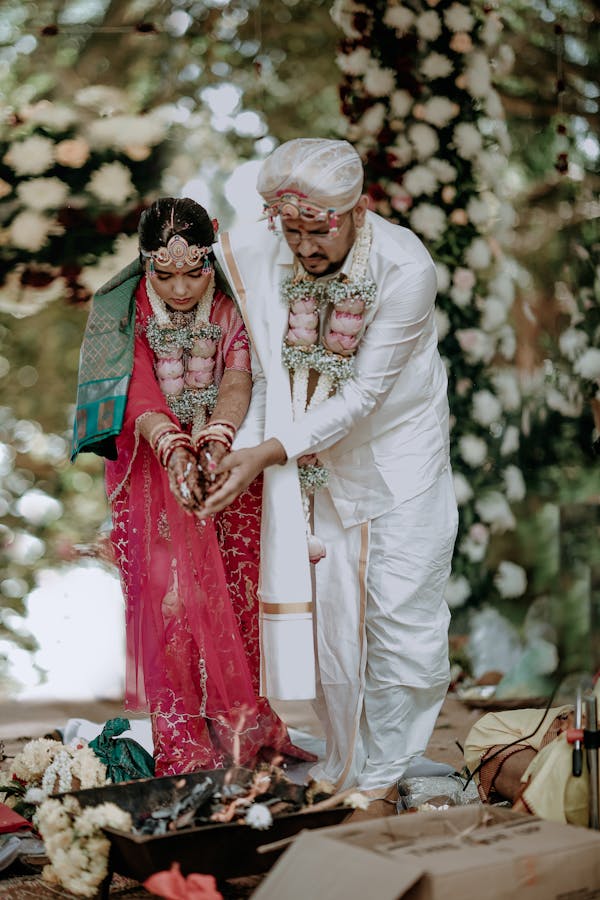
[89,718,155,783]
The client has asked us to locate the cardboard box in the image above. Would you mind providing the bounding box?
[253,805,600,900]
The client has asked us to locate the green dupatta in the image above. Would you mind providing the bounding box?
[70,259,141,461]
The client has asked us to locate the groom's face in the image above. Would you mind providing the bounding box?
[281,197,368,277]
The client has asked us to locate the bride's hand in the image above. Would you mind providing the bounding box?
[167,447,205,512]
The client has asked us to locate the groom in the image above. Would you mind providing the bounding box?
[205,138,457,813]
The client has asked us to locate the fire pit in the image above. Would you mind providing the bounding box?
[68,767,350,883]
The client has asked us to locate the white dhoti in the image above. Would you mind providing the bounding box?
[309,467,457,791]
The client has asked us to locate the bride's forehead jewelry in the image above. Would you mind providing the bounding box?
[263,191,339,235]
[141,234,211,272]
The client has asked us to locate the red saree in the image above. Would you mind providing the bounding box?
[105,279,312,775]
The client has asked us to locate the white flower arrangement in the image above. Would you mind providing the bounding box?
[452,122,484,160]
[444,2,475,33]
[421,52,454,80]
[390,89,413,117]
[409,203,446,241]
[407,122,440,160]
[8,211,55,252]
[36,797,132,898]
[458,434,488,468]
[453,471,474,505]
[16,177,70,211]
[503,465,526,502]
[3,135,55,176]
[494,560,527,599]
[364,64,397,97]
[444,574,472,608]
[336,46,371,76]
[1,90,171,311]
[86,113,167,151]
[383,6,415,33]
[475,491,516,533]
[333,0,521,612]
[480,297,508,332]
[500,424,520,456]
[455,327,496,364]
[86,161,136,205]
[23,100,79,131]
[471,390,502,427]
[415,10,442,41]
[434,307,450,341]
[491,370,521,412]
[418,96,460,128]
[403,165,438,197]
[15,738,107,794]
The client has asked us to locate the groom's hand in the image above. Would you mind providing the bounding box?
[199,439,287,514]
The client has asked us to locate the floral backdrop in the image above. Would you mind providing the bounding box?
[332,0,528,612]
[0,86,169,316]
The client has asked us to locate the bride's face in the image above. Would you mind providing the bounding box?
[147,260,212,312]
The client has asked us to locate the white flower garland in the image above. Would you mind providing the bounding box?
[281,221,375,562]
[36,796,132,898]
[145,274,220,439]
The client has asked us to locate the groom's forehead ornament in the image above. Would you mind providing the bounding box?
[258,138,364,235]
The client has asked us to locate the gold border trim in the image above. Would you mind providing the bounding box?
[260,600,312,616]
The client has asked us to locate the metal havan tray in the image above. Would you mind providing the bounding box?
[68,768,350,882]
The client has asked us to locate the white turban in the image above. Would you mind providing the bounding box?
[257,138,364,216]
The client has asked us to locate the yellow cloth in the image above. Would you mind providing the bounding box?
[463,705,572,777]
[520,733,589,825]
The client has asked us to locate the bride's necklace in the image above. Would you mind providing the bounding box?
[145,274,221,431]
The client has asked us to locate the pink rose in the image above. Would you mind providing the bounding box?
[156,357,184,378]
[289,311,319,330]
[290,297,318,314]
[450,32,473,53]
[185,368,213,388]
[453,267,476,291]
[329,311,363,336]
[55,138,90,168]
[322,331,358,355]
[160,376,184,396]
[450,209,468,225]
[286,327,318,347]
[391,192,413,213]
[187,355,215,374]
[335,297,365,315]
[307,534,326,564]
[190,337,217,358]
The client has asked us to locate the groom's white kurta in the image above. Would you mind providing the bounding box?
[216,211,458,790]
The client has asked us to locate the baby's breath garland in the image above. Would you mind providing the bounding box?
[145,274,221,439]
[281,221,376,562]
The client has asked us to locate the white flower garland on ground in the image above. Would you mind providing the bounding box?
[282,221,376,562]
[35,796,132,898]
[332,0,524,608]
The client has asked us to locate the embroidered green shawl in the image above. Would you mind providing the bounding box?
[70,259,142,462]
